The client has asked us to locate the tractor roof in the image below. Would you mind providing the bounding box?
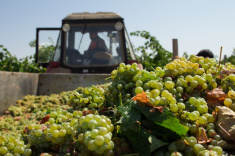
[63,12,123,20]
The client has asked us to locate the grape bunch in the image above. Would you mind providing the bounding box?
[68,85,105,111]
[77,113,115,155]
[111,56,234,155]
[185,97,211,123]
[165,134,223,156]
[225,62,235,70]
[2,54,235,156]
[24,106,115,155]
[106,62,141,106]
[165,58,217,92]
[223,89,235,111]
[221,73,235,93]
[188,54,221,75]
[25,108,83,155]
[0,135,32,156]
[164,55,219,78]
[69,85,106,111]
[151,118,225,156]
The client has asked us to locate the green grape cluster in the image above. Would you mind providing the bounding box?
[69,85,105,110]
[165,57,202,77]
[185,97,211,124]
[27,124,52,152]
[164,56,219,92]
[223,90,235,111]
[0,135,32,156]
[0,94,72,155]
[78,113,114,155]
[115,56,229,155]
[25,107,115,155]
[11,92,71,116]
[26,108,83,154]
[106,57,227,155]
[221,74,235,93]
[165,133,224,156]
[174,73,216,96]
[206,123,223,146]
[0,114,40,134]
[188,55,219,75]
[225,62,235,69]
[106,62,141,105]
[2,54,235,156]
[165,55,219,78]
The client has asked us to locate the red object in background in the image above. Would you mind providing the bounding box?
[128,60,143,70]
[127,60,138,64]
[46,61,71,73]
[48,61,60,67]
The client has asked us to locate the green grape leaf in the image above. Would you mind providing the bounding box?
[117,103,132,118]
[118,105,141,131]
[149,135,168,153]
[134,104,188,139]
[123,126,151,156]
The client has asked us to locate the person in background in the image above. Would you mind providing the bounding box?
[83,31,108,65]
[87,31,107,52]
[196,49,214,58]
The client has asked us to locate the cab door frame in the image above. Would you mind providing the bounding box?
[35,27,61,67]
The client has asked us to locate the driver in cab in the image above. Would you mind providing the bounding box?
[88,31,107,52]
[83,31,108,65]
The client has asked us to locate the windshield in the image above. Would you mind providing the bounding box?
[65,24,124,66]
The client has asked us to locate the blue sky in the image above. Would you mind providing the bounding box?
[1,0,235,59]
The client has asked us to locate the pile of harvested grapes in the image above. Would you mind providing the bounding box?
[1,55,235,156]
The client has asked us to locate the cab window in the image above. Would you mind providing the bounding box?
[65,24,124,66]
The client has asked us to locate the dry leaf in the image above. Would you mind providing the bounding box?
[196,127,211,144]
[23,127,30,134]
[39,115,50,124]
[0,116,4,121]
[82,110,93,116]
[182,92,191,100]
[215,106,235,143]
[207,88,226,108]
[150,106,164,113]
[218,69,235,80]
[132,91,153,107]
[14,116,22,121]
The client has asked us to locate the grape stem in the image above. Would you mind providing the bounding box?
[151,66,156,71]
[106,76,113,80]
[213,66,222,80]
[214,46,223,80]
[218,46,223,69]
[119,92,123,106]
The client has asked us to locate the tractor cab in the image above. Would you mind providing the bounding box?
[36,12,138,73]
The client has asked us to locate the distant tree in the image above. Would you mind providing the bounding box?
[0,45,46,73]
[232,48,235,56]
[29,38,55,63]
[29,40,36,47]
[130,31,172,70]
[222,48,235,65]
[182,52,189,59]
